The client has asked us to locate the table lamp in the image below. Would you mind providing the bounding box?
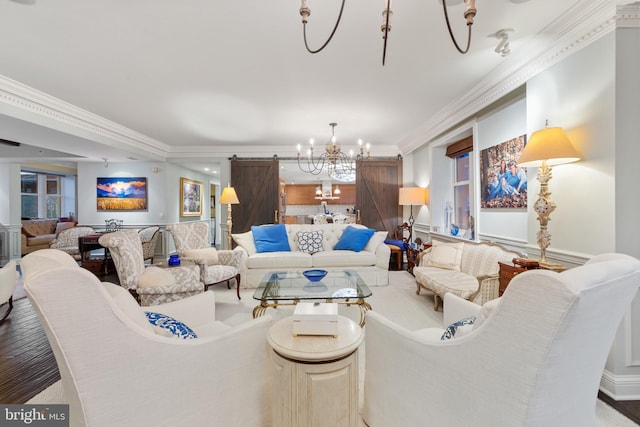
[219,185,240,250]
[399,187,428,242]
[517,123,581,268]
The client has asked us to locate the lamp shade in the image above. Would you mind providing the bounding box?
[518,127,581,167]
[220,187,240,205]
[399,187,427,205]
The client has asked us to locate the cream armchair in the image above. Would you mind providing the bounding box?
[166,222,244,299]
[49,226,96,260]
[21,249,273,427]
[99,230,204,306]
[363,253,640,427]
[0,260,18,322]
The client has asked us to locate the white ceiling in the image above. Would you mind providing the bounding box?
[0,0,623,183]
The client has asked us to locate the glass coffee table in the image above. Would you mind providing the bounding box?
[252,270,373,327]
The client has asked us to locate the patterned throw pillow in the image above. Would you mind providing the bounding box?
[440,316,476,340]
[296,230,324,254]
[145,312,198,339]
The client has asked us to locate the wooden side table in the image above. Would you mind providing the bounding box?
[498,258,566,295]
[267,315,364,427]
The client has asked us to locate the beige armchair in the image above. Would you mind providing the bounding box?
[363,253,640,427]
[21,249,273,427]
[138,226,160,263]
[49,226,96,260]
[99,230,204,306]
[0,260,18,322]
[166,222,244,299]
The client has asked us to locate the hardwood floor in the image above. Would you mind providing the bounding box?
[1,274,639,425]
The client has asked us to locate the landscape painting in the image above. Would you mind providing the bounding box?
[96,177,148,211]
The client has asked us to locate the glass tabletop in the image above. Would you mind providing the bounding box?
[253,270,372,301]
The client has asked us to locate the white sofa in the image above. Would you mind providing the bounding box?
[363,253,640,427]
[233,223,390,288]
[414,239,522,310]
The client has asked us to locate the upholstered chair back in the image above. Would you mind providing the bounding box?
[363,253,640,427]
[99,230,145,291]
[50,226,96,260]
[167,222,209,255]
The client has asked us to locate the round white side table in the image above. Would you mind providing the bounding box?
[267,315,364,427]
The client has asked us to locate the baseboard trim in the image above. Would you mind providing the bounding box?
[600,370,640,400]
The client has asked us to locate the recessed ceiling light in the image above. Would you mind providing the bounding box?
[204,167,209,171]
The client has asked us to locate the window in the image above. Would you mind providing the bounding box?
[453,153,470,230]
[20,173,38,219]
[21,172,62,219]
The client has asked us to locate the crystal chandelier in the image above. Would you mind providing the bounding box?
[299,0,477,66]
[297,123,370,178]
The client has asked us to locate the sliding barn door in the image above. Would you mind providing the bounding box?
[231,160,279,234]
[356,159,403,236]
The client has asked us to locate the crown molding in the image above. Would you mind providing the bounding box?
[616,3,640,28]
[399,0,622,154]
[0,74,171,159]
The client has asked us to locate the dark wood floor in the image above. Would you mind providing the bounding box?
[1,278,639,425]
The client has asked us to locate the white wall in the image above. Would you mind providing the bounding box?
[607,16,640,396]
[526,33,616,260]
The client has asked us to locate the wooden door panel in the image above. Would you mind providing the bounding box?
[356,160,402,237]
[231,160,279,234]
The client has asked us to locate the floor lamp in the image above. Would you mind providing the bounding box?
[219,185,239,250]
[399,187,428,242]
[517,124,581,269]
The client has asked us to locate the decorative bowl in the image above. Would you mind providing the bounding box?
[303,269,328,282]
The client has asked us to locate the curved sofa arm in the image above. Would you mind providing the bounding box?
[374,243,391,269]
[471,274,500,305]
[234,246,249,272]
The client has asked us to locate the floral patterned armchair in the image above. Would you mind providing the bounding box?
[138,226,160,263]
[99,230,204,306]
[166,222,244,299]
[49,226,96,260]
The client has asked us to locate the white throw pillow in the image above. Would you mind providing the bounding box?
[103,282,155,333]
[364,231,388,253]
[425,241,464,271]
[473,297,501,329]
[138,266,177,288]
[232,231,257,256]
[184,247,219,265]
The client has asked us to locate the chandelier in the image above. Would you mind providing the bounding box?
[297,123,370,179]
[299,0,477,66]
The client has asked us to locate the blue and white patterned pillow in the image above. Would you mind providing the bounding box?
[145,312,198,339]
[440,316,476,340]
[296,230,324,254]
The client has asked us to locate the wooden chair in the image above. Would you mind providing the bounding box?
[386,222,412,270]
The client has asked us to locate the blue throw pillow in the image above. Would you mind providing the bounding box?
[384,239,409,251]
[145,312,198,339]
[333,226,375,252]
[251,224,291,253]
[440,316,476,340]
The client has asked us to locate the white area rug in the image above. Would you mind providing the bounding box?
[27,271,638,426]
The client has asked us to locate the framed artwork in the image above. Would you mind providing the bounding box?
[96,177,148,211]
[479,134,528,209]
[180,177,203,217]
